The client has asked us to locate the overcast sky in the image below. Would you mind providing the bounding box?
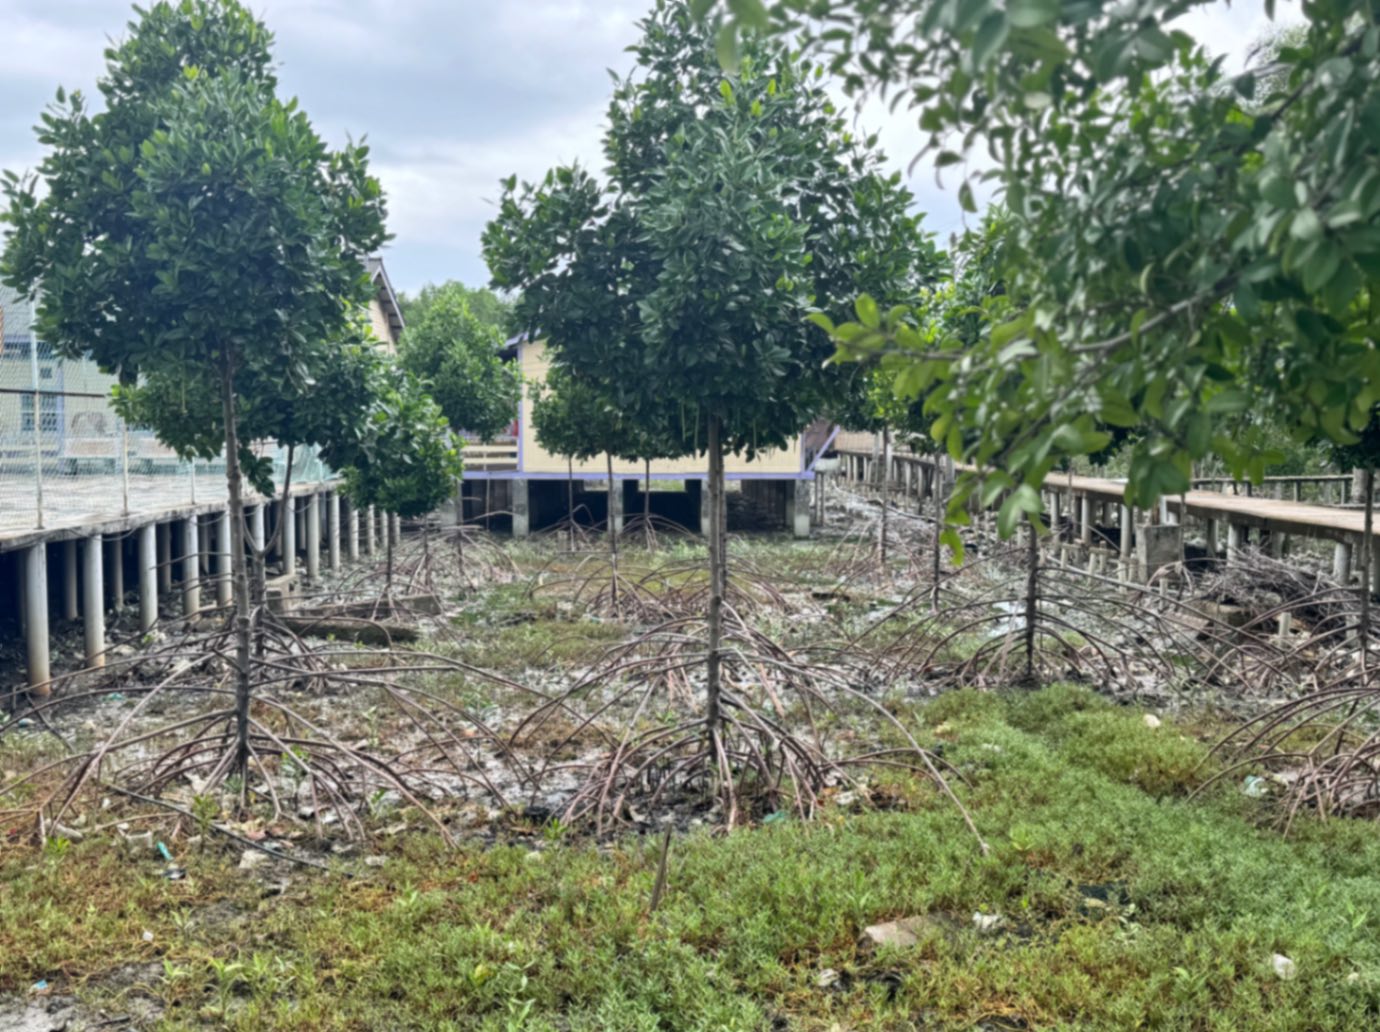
[0,0,1298,296]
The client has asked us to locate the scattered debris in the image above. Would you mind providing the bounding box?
[1272,954,1297,980]
[972,912,1005,935]
[1142,713,1162,729]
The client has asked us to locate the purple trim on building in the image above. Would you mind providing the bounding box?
[460,470,815,482]
[807,424,842,472]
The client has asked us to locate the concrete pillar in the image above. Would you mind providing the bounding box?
[1227,523,1244,564]
[390,513,402,545]
[1267,529,1285,559]
[181,518,201,617]
[1119,505,1132,562]
[699,478,712,537]
[138,523,158,633]
[512,479,530,538]
[1079,495,1092,546]
[792,480,811,539]
[1206,518,1219,559]
[1371,541,1380,595]
[216,509,233,608]
[282,499,297,576]
[1334,540,1353,584]
[62,539,79,621]
[250,504,266,553]
[306,493,321,580]
[1136,524,1184,582]
[83,535,105,668]
[199,515,212,575]
[23,544,51,694]
[365,504,377,556]
[106,536,124,611]
[328,492,342,570]
[347,502,360,561]
[157,522,172,594]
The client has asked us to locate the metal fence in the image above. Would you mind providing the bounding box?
[0,287,333,537]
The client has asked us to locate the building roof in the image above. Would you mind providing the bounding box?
[367,257,405,340]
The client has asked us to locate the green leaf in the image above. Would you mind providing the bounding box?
[971,13,1009,68]
[1007,0,1059,30]
[727,0,770,29]
[854,294,880,329]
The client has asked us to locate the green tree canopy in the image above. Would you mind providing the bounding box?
[484,0,930,459]
[709,0,1380,529]
[1,0,388,780]
[398,283,520,444]
[341,366,461,520]
[398,281,515,335]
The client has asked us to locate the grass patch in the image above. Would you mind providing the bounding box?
[5,685,1380,1029]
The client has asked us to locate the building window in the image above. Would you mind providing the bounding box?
[20,394,59,434]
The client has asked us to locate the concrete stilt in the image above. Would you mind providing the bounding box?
[306,493,321,580]
[512,479,530,538]
[1334,540,1353,584]
[365,504,377,555]
[83,536,106,668]
[390,512,401,546]
[1206,518,1219,559]
[138,523,158,633]
[106,536,124,611]
[23,544,51,694]
[157,522,172,594]
[282,500,297,576]
[62,539,79,621]
[1227,523,1244,564]
[251,504,266,553]
[348,503,360,561]
[182,518,201,617]
[792,480,811,538]
[1371,541,1380,595]
[216,509,233,608]
[199,515,213,575]
[329,492,342,570]
[1119,505,1132,563]
[1079,495,1092,546]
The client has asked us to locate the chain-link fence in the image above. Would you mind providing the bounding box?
[1,286,334,536]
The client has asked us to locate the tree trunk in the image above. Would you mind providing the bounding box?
[567,455,576,552]
[385,528,395,597]
[1024,516,1039,683]
[606,452,619,610]
[931,460,944,612]
[644,457,653,548]
[218,354,255,793]
[706,417,725,764]
[880,426,890,569]
[1362,468,1373,666]
[454,468,465,574]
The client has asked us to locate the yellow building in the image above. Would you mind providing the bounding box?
[460,335,836,538]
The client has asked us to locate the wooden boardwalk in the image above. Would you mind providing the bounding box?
[837,449,1376,549]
